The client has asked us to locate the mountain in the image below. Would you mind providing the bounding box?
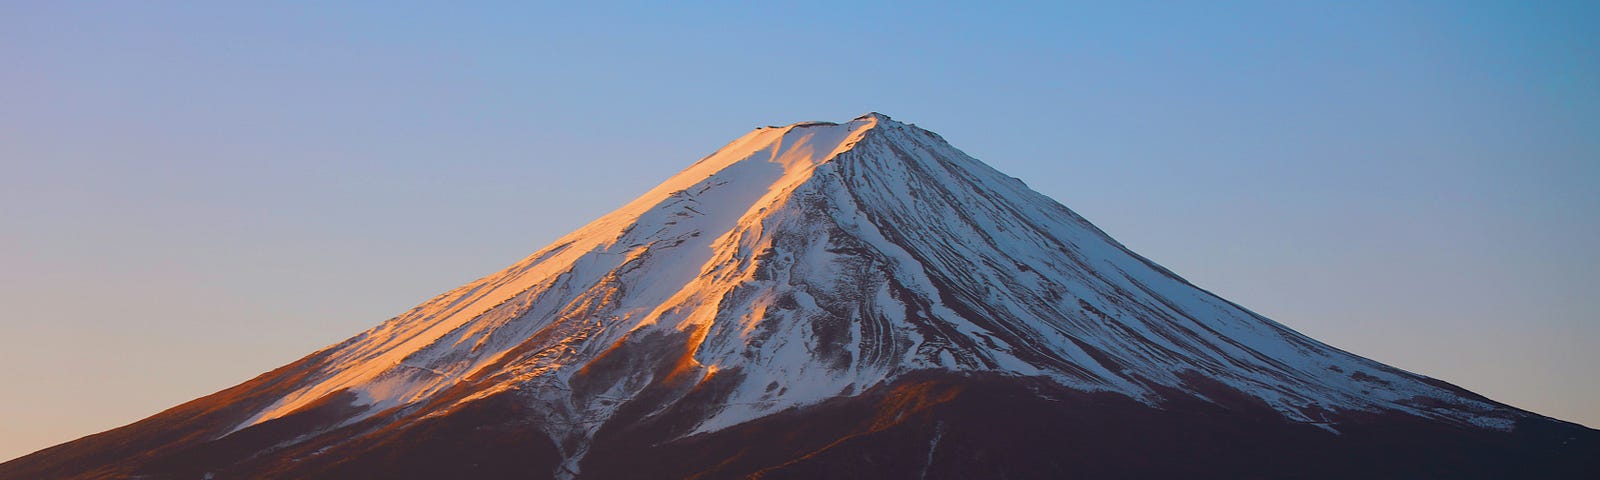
[4,113,1594,479]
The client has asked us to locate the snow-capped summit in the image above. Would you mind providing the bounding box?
[4,114,1594,480]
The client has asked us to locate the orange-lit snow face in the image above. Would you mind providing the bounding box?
[238,115,885,429]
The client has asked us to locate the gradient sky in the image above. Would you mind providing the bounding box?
[2,1,1596,462]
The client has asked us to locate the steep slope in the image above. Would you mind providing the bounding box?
[3,113,1594,480]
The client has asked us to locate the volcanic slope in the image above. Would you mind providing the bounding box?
[3,113,1594,480]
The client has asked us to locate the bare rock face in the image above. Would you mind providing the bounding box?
[4,113,1594,480]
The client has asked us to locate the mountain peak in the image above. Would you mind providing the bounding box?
[226,112,1516,449]
[853,111,892,122]
[7,113,1592,480]
[263,112,1513,430]
[764,111,894,131]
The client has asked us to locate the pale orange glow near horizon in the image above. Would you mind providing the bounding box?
[2,1,1596,462]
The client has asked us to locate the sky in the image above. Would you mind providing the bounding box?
[2,1,1596,462]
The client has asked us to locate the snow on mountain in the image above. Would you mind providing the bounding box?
[6,112,1592,480]
[210,113,1516,476]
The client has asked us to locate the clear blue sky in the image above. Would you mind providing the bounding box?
[2,1,1596,461]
